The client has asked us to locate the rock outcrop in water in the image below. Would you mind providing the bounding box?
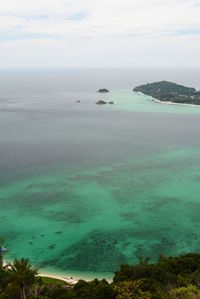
[96,100,107,105]
[96,100,115,105]
[133,81,200,105]
[97,88,109,93]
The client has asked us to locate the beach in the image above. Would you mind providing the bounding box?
[37,273,79,284]
[3,260,112,285]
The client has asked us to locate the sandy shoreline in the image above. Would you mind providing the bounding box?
[145,94,200,108]
[3,260,82,285]
[37,271,113,285]
[37,272,80,284]
[3,260,112,285]
[135,91,200,108]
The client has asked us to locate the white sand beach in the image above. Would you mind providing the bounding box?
[3,260,112,285]
[37,273,79,284]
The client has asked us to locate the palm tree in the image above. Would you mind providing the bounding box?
[9,258,38,299]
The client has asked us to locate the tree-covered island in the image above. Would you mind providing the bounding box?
[133,81,200,105]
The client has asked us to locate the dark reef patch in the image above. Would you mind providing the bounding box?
[41,230,128,272]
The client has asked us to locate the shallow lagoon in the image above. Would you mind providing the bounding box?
[1,69,200,279]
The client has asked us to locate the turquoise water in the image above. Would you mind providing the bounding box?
[2,148,200,279]
[110,90,200,114]
[1,69,200,279]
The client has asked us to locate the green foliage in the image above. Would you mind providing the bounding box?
[9,258,38,299]
[9,258,38,287]
[0,267,9,293]
[73,279,115,299]
[133,81,200,104]
[36,276,67,287]
[113,254,200,298]
[0,237,6,268]
[1,284,21,299]
[134,81,196,96]
[114,280,151,299]
[169,284,200,299]
[47,285,73,299]
[1,253,200,298]
[114,253,200,284]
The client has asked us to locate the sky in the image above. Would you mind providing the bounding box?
[0,0,200,68]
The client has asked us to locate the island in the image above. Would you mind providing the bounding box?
[96,100,115,105]
[133,81,200,105]
[97,88,109,93]
[96,100,107,105]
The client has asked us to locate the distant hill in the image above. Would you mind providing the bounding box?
[133,81,200,105]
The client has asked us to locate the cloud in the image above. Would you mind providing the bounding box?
[0,0,200,67]
[67,12,88,21]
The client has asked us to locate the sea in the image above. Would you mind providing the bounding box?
[1,68,200,280]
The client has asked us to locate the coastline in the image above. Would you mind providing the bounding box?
[37,272,79,285]
[37,269,113,285]
[153,97,200,108]
[3,260,113,285]
[136,92,200,108]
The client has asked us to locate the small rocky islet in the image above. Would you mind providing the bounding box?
[97,88,110,93]
[96,100,114,105]
[133,81,200,105]
[96,89,114,105]
[82,83,200,106]
[96,82,200,106]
